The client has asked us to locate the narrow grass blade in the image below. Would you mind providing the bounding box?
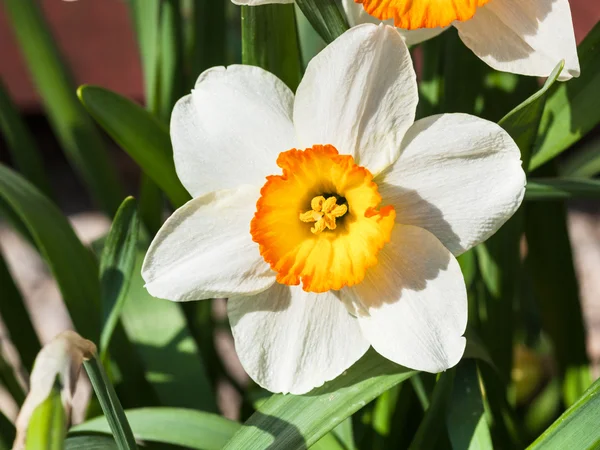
[294,0,349,44]
[65,435,117,450]
[408,371,455,450]
[223,350,416,450]
[159,0,184,121]
[527,376,600,450]
[99,198,139,362]
[241,4,302,91]
[120,248,216,412]
[25,381,66,450]
[525,165,590,407]
[561,137,600,178]
[0,78,52,198]
[0,164,101,340]
[0,249,41,371]
[77,85,190,208]
[72,407,240,450]
[3,0,124,216]
[446,360,493,450]
[532,21,600,170]
[332,418,356,450]
[189,0,227,81]
[525,178,600,200]
[84,356,138,450]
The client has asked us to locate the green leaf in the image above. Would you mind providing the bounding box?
[525,178,600,200]
[119,248,217,412]
[527,376,600,450]
[499,60,564,171]
[0,249,41,371]
[561,137,600,178]
[158,0,185,122]
[525,165,590,406]
[446,360,493,450]
[66,435,118,450]
[241,4,302,91]
[223,350,416,450]
[84,356,138,450]
[77,85,190,208]
[188,0,227,81]
[532,21,600,170]
[72,408,240,450]
[0,163,101,340]
[25,381,66,450]
[0,78,52,198]
[3,0,124,216]
[408,371,455,450]
[99,198,139,362]
[294,0,349,44]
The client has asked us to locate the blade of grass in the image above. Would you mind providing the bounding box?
[0,78,52,198]
[527,376,600,450]
[294,0,349,44]
[77,86,190,209]
[25,380,66,450]
[0,163,101,340]
[241,4,302,91]
[189,0,227,81]
[99,198,139,363]
[3,0,124,216]
[84,356,138,450]
[525,178,600,200]
[72,407,240,450]
[561,137,600,178]
[0,249,41,371]
[223,350,416,450]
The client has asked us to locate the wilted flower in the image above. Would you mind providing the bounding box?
[13,331,96,450]
[234,0,580,80]
[142,24,526,394]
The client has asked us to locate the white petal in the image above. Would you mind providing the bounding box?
[339,0,445,46]
[294,24,418,175]
[142,185,276,301]
[171,65,298,197]
[342,225,467,372]
[378,113,525,255]
[228,284,370,394]
[231,0,293,4]
[454,0,579,80]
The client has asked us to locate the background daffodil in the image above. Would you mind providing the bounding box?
[142,24,526,395]
[235,0,580,80]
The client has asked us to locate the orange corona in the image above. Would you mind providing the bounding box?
[251,145,395,293]
[356,0,490,29]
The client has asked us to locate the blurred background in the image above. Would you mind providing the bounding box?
[1,0,600,432]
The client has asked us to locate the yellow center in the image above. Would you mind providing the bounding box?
[251,144,395,293]
[299,195,348,234]
[355,0,490,29]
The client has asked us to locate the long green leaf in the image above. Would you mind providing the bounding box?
[3,0,124,216]
[223,350,416,450]
[528,376,600,450]
[525,178,600,200]
[561,137,600,178]
[446,360,493,450]
[120,249,216,412]
[66,435,117,450]
[0,164,101,340]
[0,78,52,198]
[294,0,349,44]
[0,249,41,371]
[25,381,66,450]
[531,21,600,169]
[72,407,240,450]
[189,0,227,82]
[78,86,190,208]
[99,198,139,362]
[241,4,302,91]
[84,356,138,450]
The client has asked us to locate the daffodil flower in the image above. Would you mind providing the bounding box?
[233,0,580,80]
[142,24,526,395]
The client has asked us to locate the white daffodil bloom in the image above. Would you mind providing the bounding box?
[142,24,526,395]
[233,0,580,81]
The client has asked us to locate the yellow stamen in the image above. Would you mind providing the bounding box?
[300,196,348,234]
